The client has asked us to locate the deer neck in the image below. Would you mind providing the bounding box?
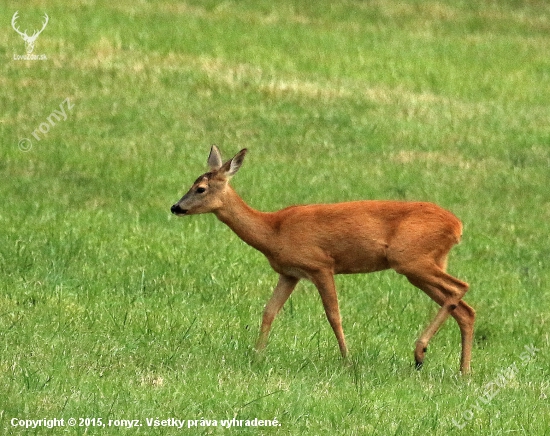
[214,186,275,254]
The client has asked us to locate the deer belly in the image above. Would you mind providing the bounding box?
[267,258,313,280]
[331,240,390,274]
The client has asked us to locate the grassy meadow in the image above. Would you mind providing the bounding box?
[1,0,549,434]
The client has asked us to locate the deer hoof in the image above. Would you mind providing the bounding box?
[414,343,427,369]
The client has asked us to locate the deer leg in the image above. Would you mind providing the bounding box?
[311,271,348,358]
[255,274,299,352]
[410,255,474,372]
[455,300,475,373]
[413,300,456,369]
[407,275,474,374]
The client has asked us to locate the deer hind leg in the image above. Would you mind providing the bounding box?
[390,240,473,372]
[407,273,474,373]
[456,300,475,373]
[255,274,299,352]
[311,271,348,358]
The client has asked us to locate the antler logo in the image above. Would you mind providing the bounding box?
[11,11,49,54]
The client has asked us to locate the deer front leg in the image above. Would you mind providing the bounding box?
[255,274,299,352]
[311,271,348,358]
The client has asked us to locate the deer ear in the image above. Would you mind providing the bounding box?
[208,145,223,170]
[223,148,248,178]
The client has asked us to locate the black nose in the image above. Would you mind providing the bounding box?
[171,204,188,215]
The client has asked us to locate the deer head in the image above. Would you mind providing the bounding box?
[171,146,247,216]
[12,11,49,54]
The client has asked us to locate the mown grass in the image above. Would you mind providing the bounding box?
[1,0,549,434]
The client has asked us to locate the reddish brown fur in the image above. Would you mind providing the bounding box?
[171,147,475,373]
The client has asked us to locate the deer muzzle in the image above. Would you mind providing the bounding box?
[171,204,188,215]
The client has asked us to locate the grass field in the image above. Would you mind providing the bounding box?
[1,0,549,434]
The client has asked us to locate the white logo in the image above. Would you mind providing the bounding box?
[11,11,49,55]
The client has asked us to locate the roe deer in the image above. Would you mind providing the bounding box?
[171,146,475,373]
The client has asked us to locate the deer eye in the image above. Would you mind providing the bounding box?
[196,187,206,194]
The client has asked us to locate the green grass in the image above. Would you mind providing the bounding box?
[1,0,549,434]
